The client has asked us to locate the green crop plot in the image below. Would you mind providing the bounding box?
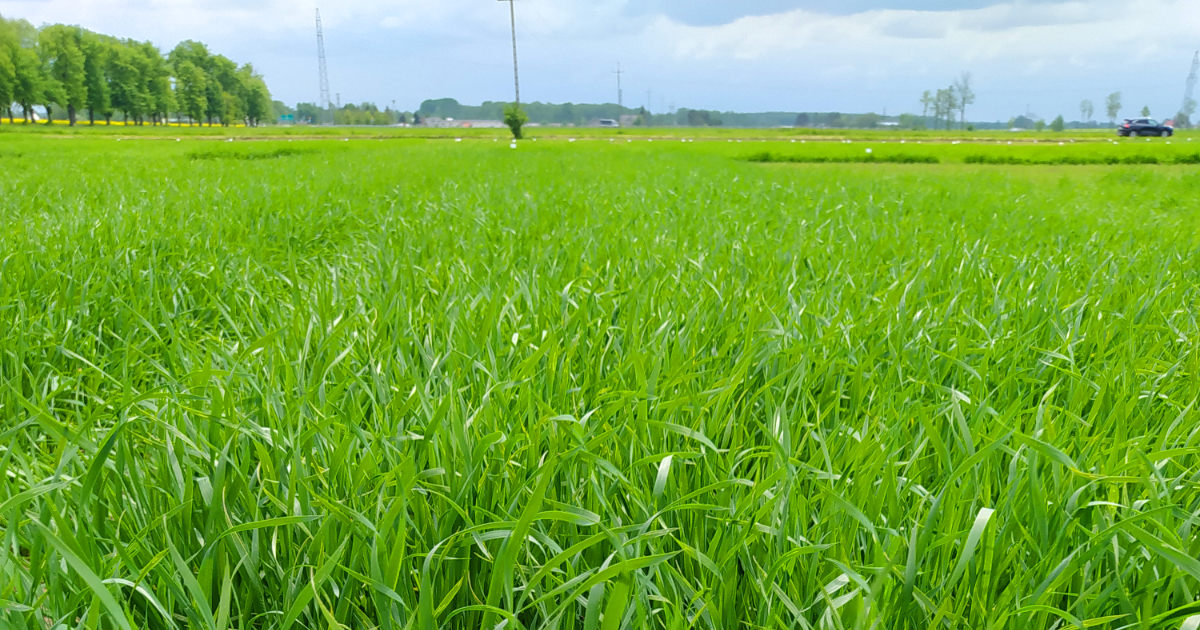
[2,134,1200,630]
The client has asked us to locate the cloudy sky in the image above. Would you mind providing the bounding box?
[1,0,1197,121]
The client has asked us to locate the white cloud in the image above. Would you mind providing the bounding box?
[650,0,1198,65]
[0,0,1195,119]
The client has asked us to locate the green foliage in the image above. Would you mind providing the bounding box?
[39,24,87,124]
[1106,91,1122,124]
[504,102,528,139]
[1081,99,1094,122]
[963,153,1198,165]
[332,102,399,125]
[0,40,14,119]
[12,46,45,119]
[172,59,207,124]
[922,83,962,130]
[295,101,325,124]
[1051,115,1065,132]
[79,30,111,123]
[748,150,938,164]
[683,108,722,126]
[2,135,1200,630]
[953,72,975,128]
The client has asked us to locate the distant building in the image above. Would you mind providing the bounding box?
[619,115,640,127]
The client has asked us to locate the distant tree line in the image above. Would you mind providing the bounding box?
[0,14,273,126]
[282,102,406,126]
[417,99,637,126]
[793,112,884,128]
[412,99,899,129]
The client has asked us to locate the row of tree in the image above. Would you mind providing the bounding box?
[1078,92,1196,128]
[0,15,273,126]
[919,73,976,130]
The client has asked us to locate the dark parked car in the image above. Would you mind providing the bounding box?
[1118,118,1173,137]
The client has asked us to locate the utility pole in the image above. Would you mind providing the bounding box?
[614,64,624,109]
[646,90,652,113]
[499,0,520,104]
[316,8,331,124]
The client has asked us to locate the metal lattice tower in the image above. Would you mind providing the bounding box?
[614,64,624,109]
[316,8,332,124]
[1183,51,1199,113]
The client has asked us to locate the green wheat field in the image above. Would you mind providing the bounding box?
[3,131,1200,630]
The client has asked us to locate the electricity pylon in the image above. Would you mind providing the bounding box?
[316,8,332,124]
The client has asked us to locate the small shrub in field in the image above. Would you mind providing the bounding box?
[504,103,528,140]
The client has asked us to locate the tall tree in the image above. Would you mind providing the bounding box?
[0,31,15,123]
[108,40,145,124]
[13,46,44,122]
[934,87,957,130]
[208,54,243,125]
[920,90,933,127]
[1140,105,1151,117]
[1080,99,1094,123]
[1105,92,1122,126]
[173,59,206,125]
[240,64,271,126]
[953,72,975,129]
[80,30,111,124]
[39,25,88,125]
[169,40,214,124]
[141,42,174,125]
[0,16,39,122]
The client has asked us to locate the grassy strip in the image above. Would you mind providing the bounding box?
[747,151,940,164]
[964,153,1200,165]
[186,146,318,160]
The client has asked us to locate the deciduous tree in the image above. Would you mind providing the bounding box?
[39,25,87,125]
[953,72,975,129]
[0,37,15,122]
[80,31,111,124]
[173,59,206,125]
[1105,92,1122,126]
